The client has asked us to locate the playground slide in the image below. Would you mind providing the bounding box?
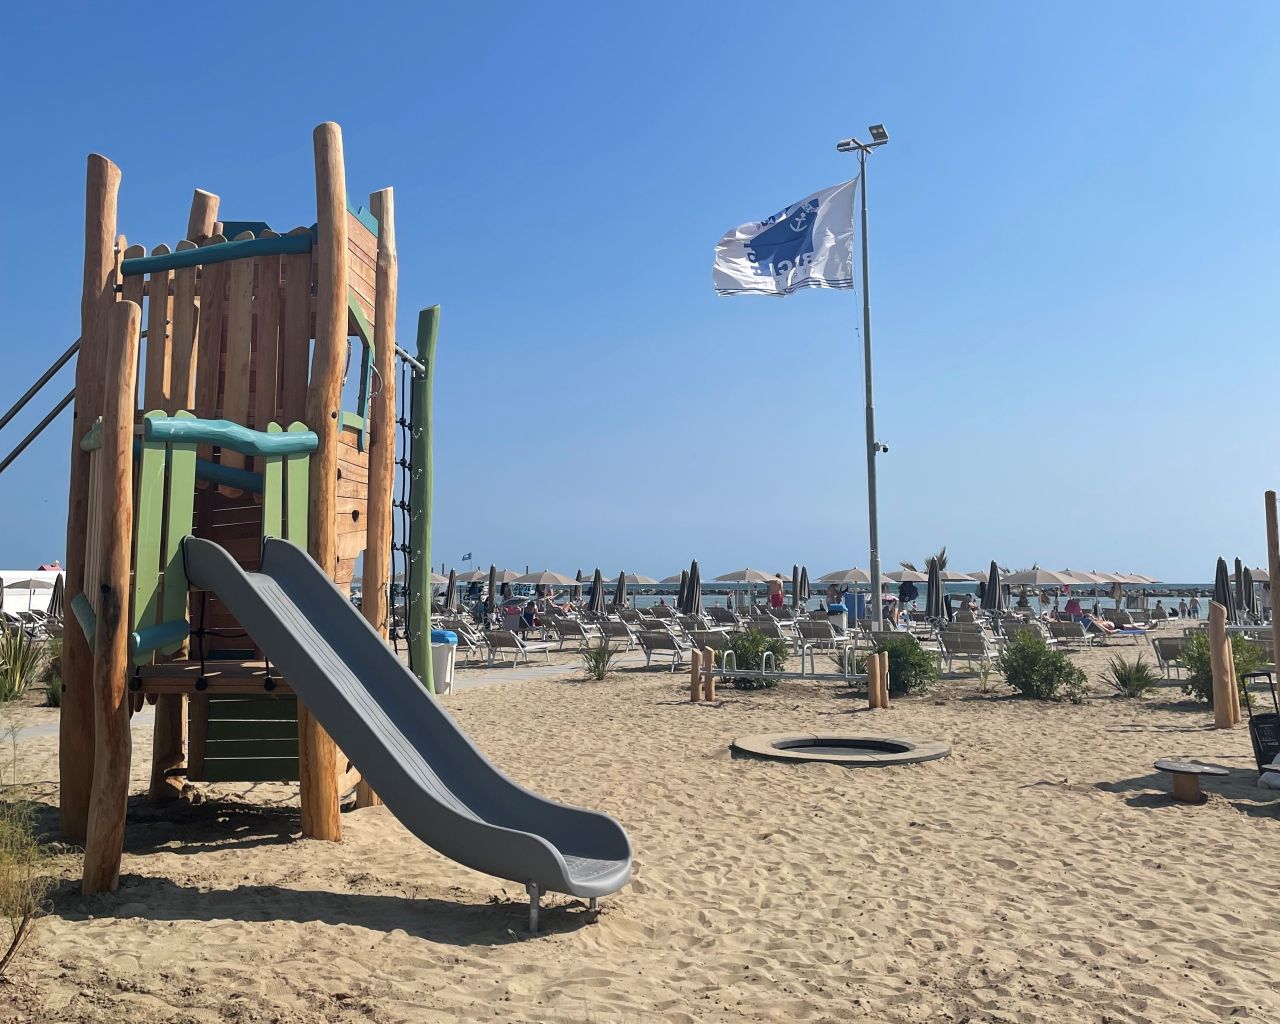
[181,536,632,912]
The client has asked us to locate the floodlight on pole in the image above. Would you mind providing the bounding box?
[837,124,889,630]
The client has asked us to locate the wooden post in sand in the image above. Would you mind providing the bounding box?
[689,648,702,702]
[702,648,716,702]
[878,650,891,709]
[60,153,120,842]
[1208,601,1233,729]
[867,649,882,709]
[298,121,347,842]
[82,301,141,893]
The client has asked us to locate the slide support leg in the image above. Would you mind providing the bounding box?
[527,882,540,933]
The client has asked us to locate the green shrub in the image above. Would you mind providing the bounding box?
[874,634,937,696]
[0,630,43,704]
[996,632,1088,703]
[578,636,618,680]
[723,628,789,690]
[1180,630,1264,704]
[1103,654,1159,698]
[41,640,61,708]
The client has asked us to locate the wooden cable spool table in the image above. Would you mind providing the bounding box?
[1154,759,1228,804]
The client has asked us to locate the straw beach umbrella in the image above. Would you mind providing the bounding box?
[1213,557,1237,625]
[612,572,627,608]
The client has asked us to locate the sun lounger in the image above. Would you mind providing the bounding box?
[638,630,689,671]
[796,619,846,650]
[552,617,603,651]
[484,630,555,666]
[439,616,489,661]
[602,620,637,650]
[939,627,998,674]
[1151,635,1188,677]
[707,606,737,627]
[1048,620,1096,647]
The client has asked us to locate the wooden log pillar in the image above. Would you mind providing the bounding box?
[702,648,716,702]
[355,186,398,811]
[298,121,348,842]
[60,154,121,842]
[689,648,701,702]
[186,188,219,243]
[1208,601,1233,729]
[867,649,882,709]
[879,650,891,709]
[82,301,141,894]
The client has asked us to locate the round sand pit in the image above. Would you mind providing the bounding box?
[731,733,950,766]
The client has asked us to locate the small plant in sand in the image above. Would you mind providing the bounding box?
[723,628,789,690]
[1103,654,1160,698]
[996,631,1088,704]
[0,628,44,703]
[0,719,55,978]
[579,636,618,680]
[874,633,937,697]
[1180,630,1264,705]
[41,637,62,708]
[977,660,996,694]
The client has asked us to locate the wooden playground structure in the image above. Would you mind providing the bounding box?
[54,122,437,892]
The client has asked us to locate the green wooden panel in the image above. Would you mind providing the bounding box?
[202,717,300,740]
[162,410,198,631]
[131,411,168,662]
[201,757,299,783]
[206,695,298,721]
[202,737,299,759]
[262,423,284,540]
[284,422,310,545]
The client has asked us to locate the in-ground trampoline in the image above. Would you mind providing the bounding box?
[731,733,951,766]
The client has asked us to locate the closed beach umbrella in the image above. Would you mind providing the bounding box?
[799,566,810,604]
[981,560,1004,613]
[677,569,689,610]
[573,569,584,601]
[444,569,457,612]
[1213,557,1237,625]
[589,568,606,617]
[485,564,498,614]
[1242,566,1257,618]
[682,559,702,615]
[48,574,64,619]
[612,571,627,608]
[925,557,944,620]
[791,564,801,610]
[1234,558,1245,614]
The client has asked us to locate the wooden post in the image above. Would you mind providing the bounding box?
[689,648,701,702]
[879,650,891,709]
[1208,601,1233,729]
[82,301,141,893]
[298,122,348,842]
[407,307,439,693]
[702,647,716,702]
[60,153,120,842]
[867,648,881,709]
[355,188,397,810]
[186,188,219,243]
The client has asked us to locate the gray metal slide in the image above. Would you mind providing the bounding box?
[182,536,631,928]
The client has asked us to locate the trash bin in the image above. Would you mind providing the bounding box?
[826,605,848,634]
[431,628,458,694]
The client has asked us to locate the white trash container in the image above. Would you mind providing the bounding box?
[431,629,458,694]
[826,607,848,634]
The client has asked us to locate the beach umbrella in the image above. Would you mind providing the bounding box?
[791,564,801,610]
[456,567,488,583]
[966,570,989,581]
[677,569,689,610]
[981,560,1004,613]
[939,569,973,582]
[515,569,575,587]
[443,569,457,612]
[817,568,871,585]
[485,564,498,613]
[573,569,584,601]
[588,568,606,617]
[925,557,944,621]
[713,568,775,584]
[1213,557,1237,625]
[1234,558,1245,614]
[612,571,628,608]
[1242,566,1258,618]
[48,574,64,619]
[886,569,928,583]
[1002,568,1076,587]
[683,559,702,616]
[798,566,810,604]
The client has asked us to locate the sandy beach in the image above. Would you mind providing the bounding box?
[0,643,1276,1024]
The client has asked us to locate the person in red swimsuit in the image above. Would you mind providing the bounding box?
[768,573,785,609]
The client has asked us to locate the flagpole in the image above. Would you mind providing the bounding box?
[837,126,889,632]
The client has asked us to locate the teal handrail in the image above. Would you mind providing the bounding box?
[144,417,317,456]
[121,231,314,277]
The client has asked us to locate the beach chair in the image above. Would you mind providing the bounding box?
[618,608,643,625]
[553,617,602,651]
[649,604,676,620]
[796,619,845,651]
[1002,619,1053,645]
[602,619,637,650]
[746,618,788,643]
[1150,635,1188,677]
[939,627,997,674]
[438,616,488,662]
[688,629,730,652]
[484,630,555,666]
[638,630,689,671]
[707,606,737,627]
[1048,620,1095,648]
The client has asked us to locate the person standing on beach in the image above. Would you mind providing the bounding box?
[1189,595,1201,618]
[1178,597,1189,619]
[768,573,785,610]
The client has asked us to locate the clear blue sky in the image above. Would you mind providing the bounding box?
[1,2,1276,581]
